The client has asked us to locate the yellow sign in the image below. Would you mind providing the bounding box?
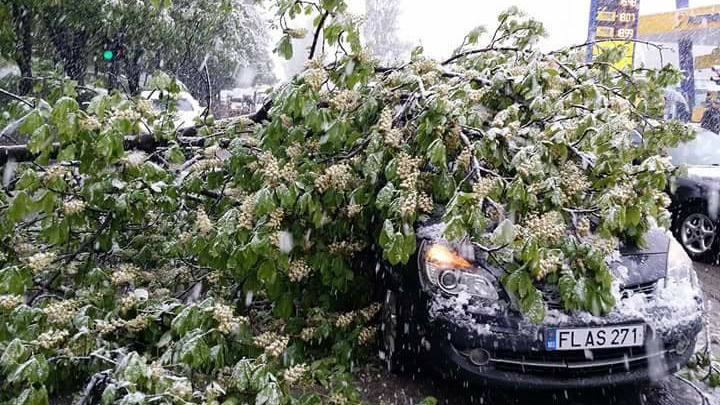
[695,48,720,70]
[639,5,720,35]
[592,41,635,69]
[597,11,617,22]
[596,26,615,38]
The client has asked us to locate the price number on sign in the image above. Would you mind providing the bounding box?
[620,0,638,8]
[617,28,635,39]
[619,12,636,23]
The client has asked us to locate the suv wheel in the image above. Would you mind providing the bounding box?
[674,207,719,263]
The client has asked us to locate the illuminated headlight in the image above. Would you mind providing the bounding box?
[420,243,499,300]
[665,238,698,288]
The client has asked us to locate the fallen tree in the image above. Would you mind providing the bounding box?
[0,2,699,404]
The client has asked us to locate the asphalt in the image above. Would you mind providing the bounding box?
[357,262,720,405]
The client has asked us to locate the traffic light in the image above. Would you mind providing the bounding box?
[102,44,125,61]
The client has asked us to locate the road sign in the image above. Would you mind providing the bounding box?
[587,0,641,69]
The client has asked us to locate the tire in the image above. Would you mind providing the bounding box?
[672,205,720,263]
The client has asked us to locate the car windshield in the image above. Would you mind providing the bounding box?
[670,126,720,166]
[151,98,194,112]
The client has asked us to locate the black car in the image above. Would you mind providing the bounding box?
[670,126,720,263]
[379,224,704,389]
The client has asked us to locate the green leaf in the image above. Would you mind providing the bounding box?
[492,219,516,246]
[7,191,34,223]
[9,355,49,384]
[258,260,276,284]
[443,215,466,241]
[18,110,44,135]
[627,206,641,226]
[274,294,294,319]
[255,188,276,216]
[256,381,280,405]
[427,139,447,170]
[232,359,254,392]
[16,387,49,405]
[376,183,396,209]
[275,35,294,60]
[180,333,210,368]
[0,339,28,371]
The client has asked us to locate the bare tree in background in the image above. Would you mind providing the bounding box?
[363,0,411,64]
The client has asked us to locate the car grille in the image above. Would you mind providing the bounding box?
[487,346,668,376]
[542,281,658,311]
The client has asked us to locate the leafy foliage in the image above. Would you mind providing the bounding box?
[0,2,695,404]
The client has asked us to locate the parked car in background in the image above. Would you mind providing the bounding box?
[379,222,703,388]
[669,125,720,263]
[140,90,203,132]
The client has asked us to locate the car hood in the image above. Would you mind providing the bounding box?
[613,228,669,287]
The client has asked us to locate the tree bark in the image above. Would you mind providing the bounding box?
[11,3,33,95]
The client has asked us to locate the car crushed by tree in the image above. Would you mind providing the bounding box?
[0,2,715,404]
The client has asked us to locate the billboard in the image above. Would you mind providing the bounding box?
[587,0,641,68]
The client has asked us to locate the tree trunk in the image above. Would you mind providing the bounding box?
[127,51,144,95]
[11,3,33,95]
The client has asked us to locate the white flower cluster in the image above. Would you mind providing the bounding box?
[456,147,473,170]
[328,241,364,256]
[253,332,289,358]
[283,363,308,385]
[289,259,312,282]
[397,152,422,191]
[111,264,138,285]
[315,164,354,193]
[62,199,86,216]
[37,328,69,349]
[286,28,308,38]
[43,165,67,183]
[576,217,591,237]
[346,203,363,218]
[125,316,150,332]
[95,319,125,335]
[223,187,246,201]
[358,303,381,322]
[329,393,348,405]
[335,312,355,329]
[27,252,55,273]
[607,182,634,204]
[523,211,566,243]
[417,192,434,213]
[0,294,23,310]
[473,178,495,201]
[467,89,486,104]
[136,99,154,117]
[189,159,224,174]
[114,108,140,122]
[213,303,247,334]
[588,235,618,256]
[304,68,328,92]
[170,380,193,399]
[330,90,361,111]
[516,154,542,177]
[412,58,440,75]
[300,327,316,342]
[560,163,591,200]
[119,295,140,313]
[79,116,101,131]
[268,208,284,230]
[122,151,147,168]
[44,299,79,324]
[536,251,563,280]
[305,55,325,70]
[196,207,213,236]
[238,198,256,230]
[358,326,377,346]
[654,190,672,208]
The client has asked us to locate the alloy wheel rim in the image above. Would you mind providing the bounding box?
[681,213,716,255]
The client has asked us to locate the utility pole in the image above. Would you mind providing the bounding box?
[676,0,694,107]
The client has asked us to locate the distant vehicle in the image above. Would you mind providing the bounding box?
[379,222,703,388]
[669,126,720,262]
[140,91,203,132]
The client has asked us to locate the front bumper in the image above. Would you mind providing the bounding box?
[423,293,704,389]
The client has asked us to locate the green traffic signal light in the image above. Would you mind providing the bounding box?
[103,50,114,61]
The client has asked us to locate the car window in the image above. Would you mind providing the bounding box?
[150,98,194,112]
[670,127,720,166]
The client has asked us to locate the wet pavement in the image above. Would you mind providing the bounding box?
[358,263,720,405]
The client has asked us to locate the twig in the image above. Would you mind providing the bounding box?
[203,64,212,120]
[75,370,112,405]
[309,11,330,60]
[442,46,519,66]
[0,87,34,108]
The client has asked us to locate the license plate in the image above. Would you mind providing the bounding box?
[545,325,644,351]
